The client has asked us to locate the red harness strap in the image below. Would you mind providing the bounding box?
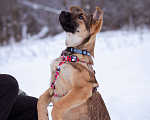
[51,52,96,97]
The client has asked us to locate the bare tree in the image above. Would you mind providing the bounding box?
[0,0,149,46]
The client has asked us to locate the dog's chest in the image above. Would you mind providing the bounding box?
[51,58,72,96]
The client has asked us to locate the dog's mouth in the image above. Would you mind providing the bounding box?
[59,11,78,34]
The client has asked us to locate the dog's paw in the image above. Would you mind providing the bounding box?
[49,87,54,96]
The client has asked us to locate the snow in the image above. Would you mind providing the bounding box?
[0,28,150,120]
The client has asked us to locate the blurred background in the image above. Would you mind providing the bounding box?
[0,0,150,120]
[0,0,150,45]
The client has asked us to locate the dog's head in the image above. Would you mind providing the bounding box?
[59,6,103,56]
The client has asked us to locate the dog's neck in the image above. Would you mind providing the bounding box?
[65,32,96,57]
[65,33,83,48]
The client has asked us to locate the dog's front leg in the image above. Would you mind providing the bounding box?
[37,88,54,120]
[51,85,92,120]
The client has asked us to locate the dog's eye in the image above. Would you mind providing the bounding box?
[79,14,84,20]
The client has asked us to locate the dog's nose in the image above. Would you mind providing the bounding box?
[61,11,69,16]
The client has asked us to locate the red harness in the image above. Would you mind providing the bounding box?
[51,52,97,97]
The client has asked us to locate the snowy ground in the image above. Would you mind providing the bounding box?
[0,28,150,120]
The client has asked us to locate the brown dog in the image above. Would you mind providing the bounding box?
[37,6,110,120]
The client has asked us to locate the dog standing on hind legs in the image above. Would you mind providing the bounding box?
[37,6,110,120]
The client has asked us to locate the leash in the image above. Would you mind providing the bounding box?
[51,48,97,97]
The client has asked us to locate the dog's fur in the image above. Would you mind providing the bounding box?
[37,6,110,120]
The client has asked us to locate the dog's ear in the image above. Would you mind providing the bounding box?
[92,7,103,22]
[70,6,84,13]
